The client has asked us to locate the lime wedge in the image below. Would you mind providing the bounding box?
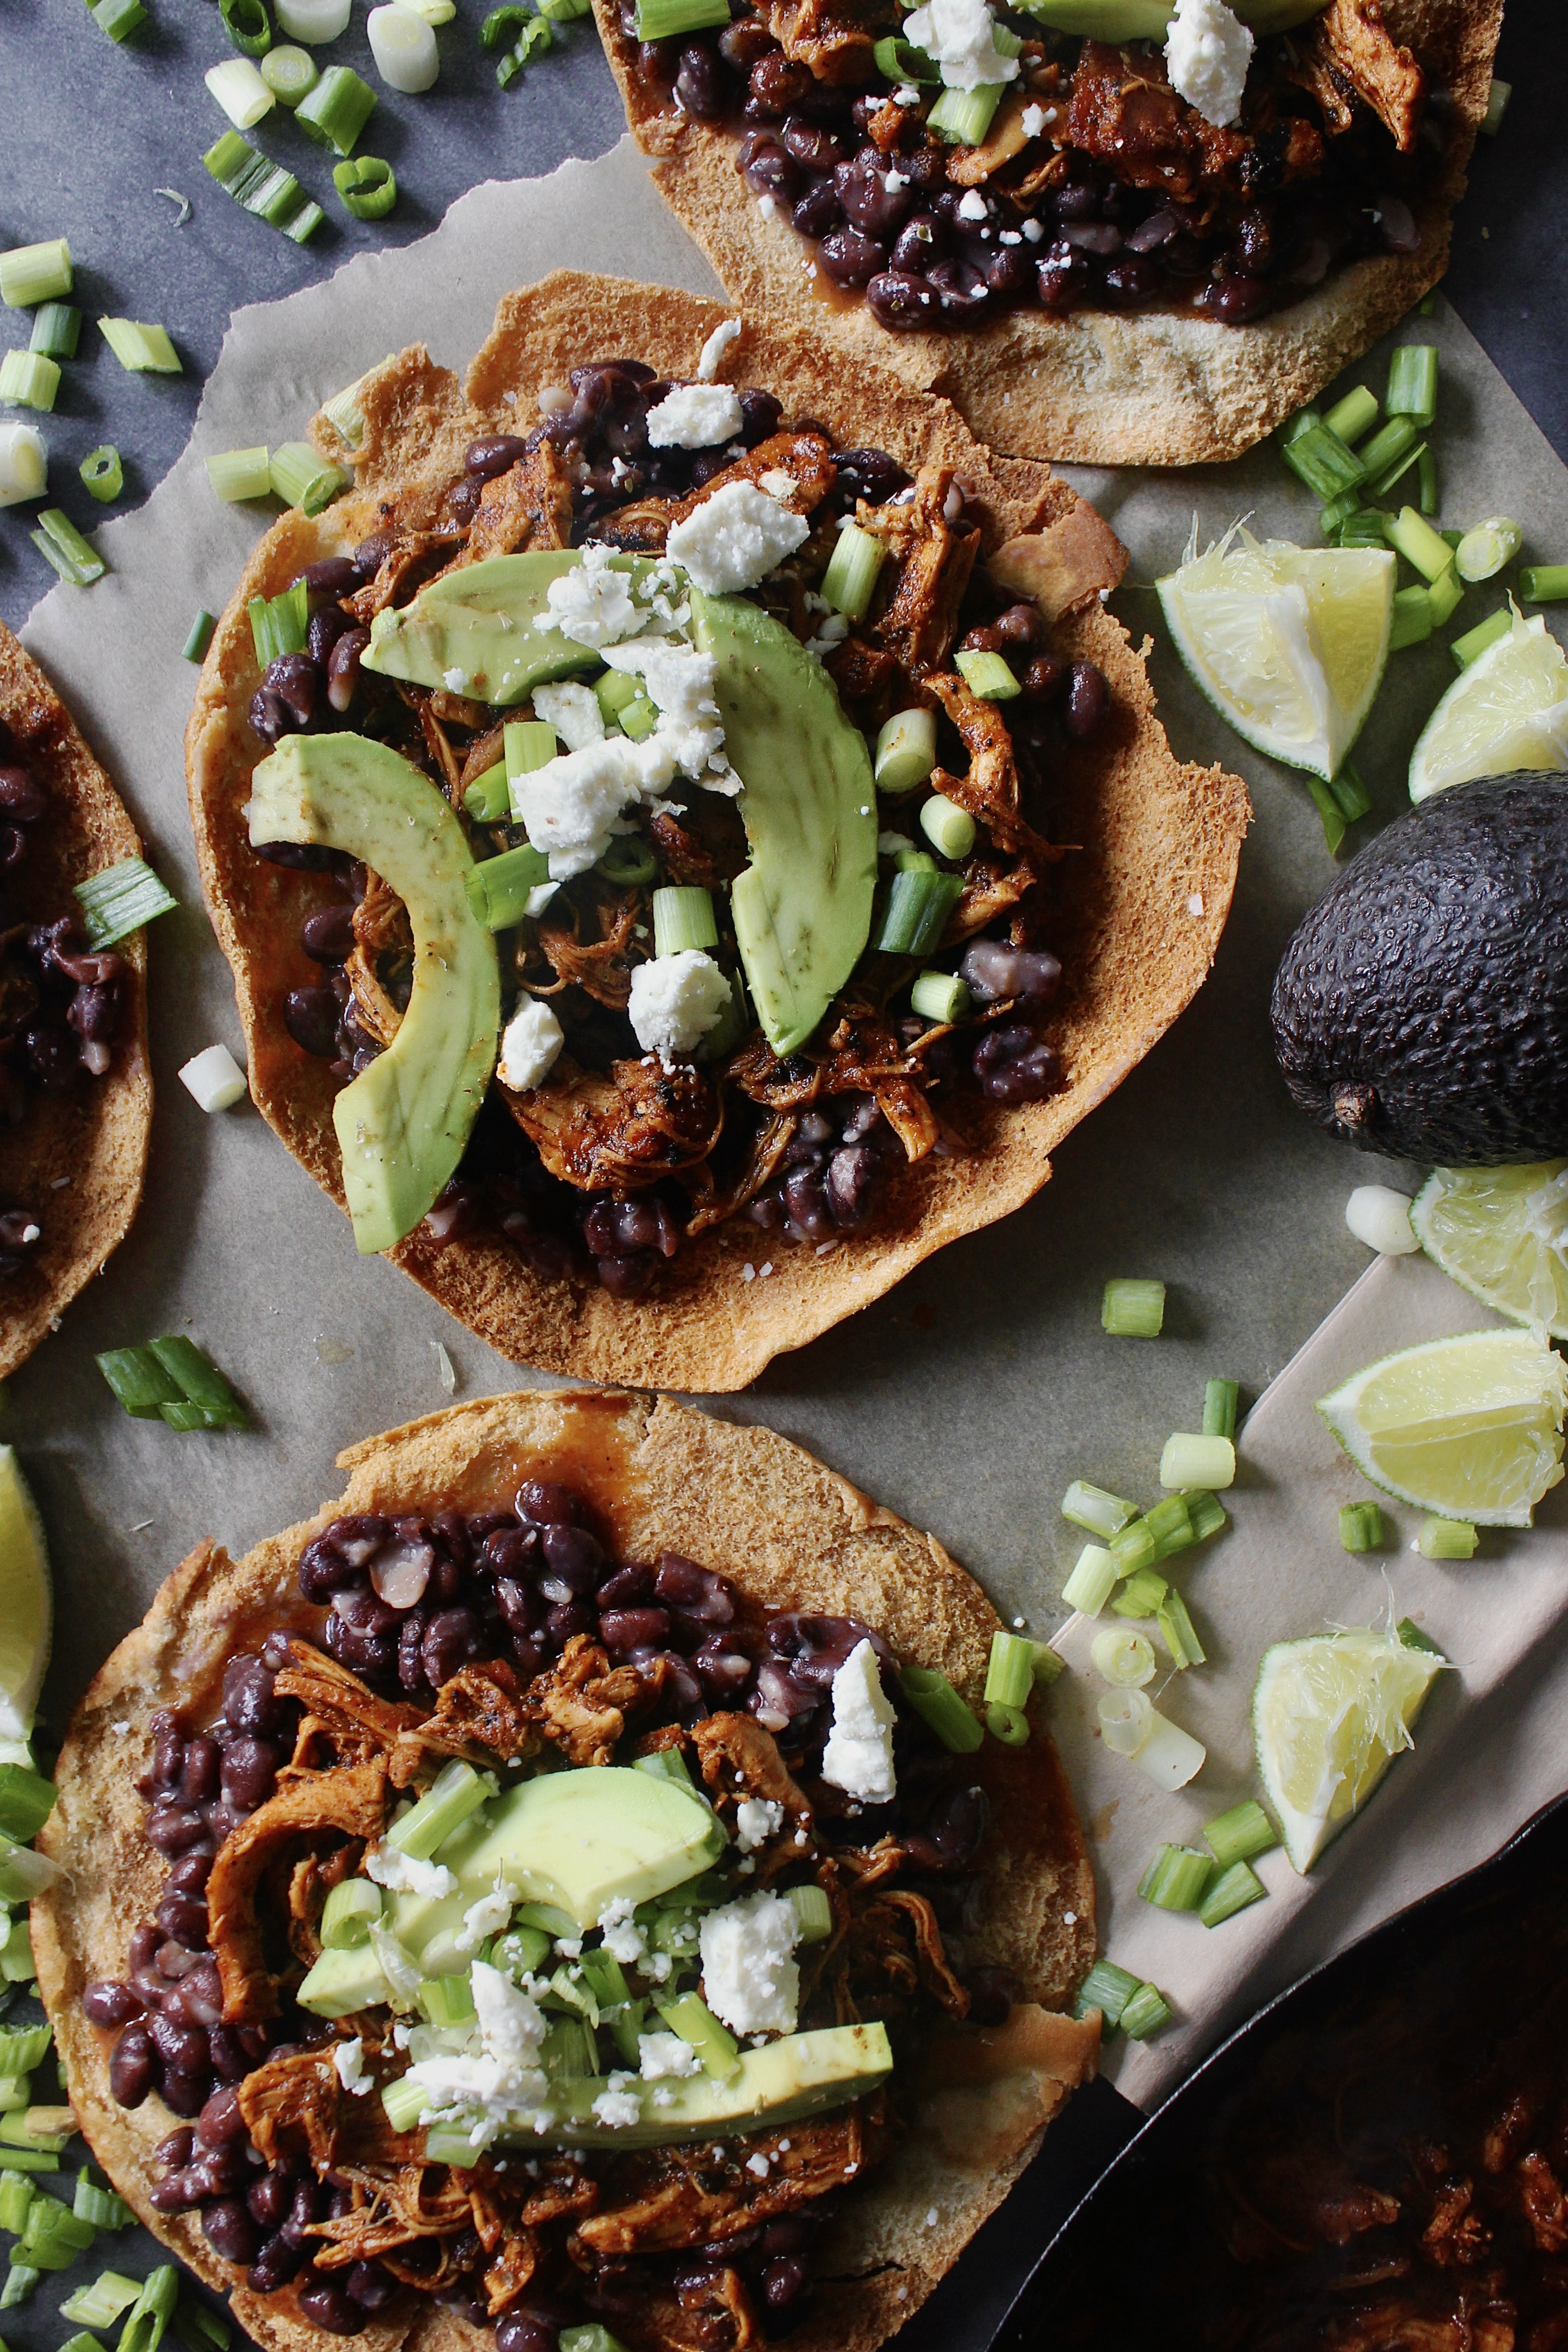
[1317,1328,1568,1527]
[1408,609,1568,802]
[1156,527,1394,781]
[1412,1165,1568,1340]
[0,1449,50,1740]
[1254,1627,1443,1873]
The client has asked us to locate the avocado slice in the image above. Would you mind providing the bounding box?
[381,1766,727,1958]
[1022,0,1324,30]
[511,2023,893,2149]
[247,733,501,1256]
[689,590,878,1058]
[297,1941,393,2020]
[359,551,658,706]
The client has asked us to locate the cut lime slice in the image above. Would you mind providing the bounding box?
[1156,527,1394,782]
[1254,1627,1443,1873]
[0,1449,51,1741]
[1408,609,1568,802]
[1412,1165,1568,1340]
[1317,1328,1568,1527]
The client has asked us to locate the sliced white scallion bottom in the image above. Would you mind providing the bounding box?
[1096,1690,1206,1788]
[179,1045,249,1113]
[0,423,47,509]
[1345,1184,1418,1255]
[367,4,439,89]
[276,0,351,38]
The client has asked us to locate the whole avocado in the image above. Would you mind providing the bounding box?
[1271,773,1568,1165]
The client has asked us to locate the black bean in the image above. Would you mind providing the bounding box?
[1023,652,1065,703]
[928,257,990,317]
[83,1979,144,2027]
[323,1612,397,1678]
[782,116,852,172]
[834,150,912,238]
[465,434,530,479]
[354,531,396,574]
[283,2176,325,2243]
[150,2011,209,2073]
[866,270,942,330]
[327,626,371,714]
[175,1735,220,1807]
[1063,661,1110,740]
[763,2256,811,2310]
[109,2024,157,2107]
[826,1142,880,1230]
[155,1893,210,1950]
[983,241,1035,297]
[173,1959,225,2029]
[971,1022,1062,1104]
[829,447,912,509]
[221,1736,279,1814]
[203,2197,262,2265]
[959,942,1061,1008]
[155,2126,197,2169]
[146,1804,211,1857]
[1036,250,1090,312]
[167,1855,214,1899]
[224,1652,283,1736]
[600,1607,671,1653]
[538,1521,602,1595]
[792,179,844,238]
[248,2168,297,2227]
[421,1606,484,1690]
[735,386,783,446]
[516,1479,583,1528]
[23,1021,78,1090]
[1100,254,1161,306]
[782,1166,836,1241]
[693,1636,755,1698]
[742,141,799,203]
[0,767,45,825]
[674,42,727,116]
[253,838,347,873]
[545,1600,593,1647]
[718,14,772,68]
[299,2281,365,2334]
[248,2231,308,2293]
[162,2069,210,2119]
[283,986,342,1060]
[195,2086,247,2153]
[306,604,354,669]
[207,2024,258,2083]
[264,651,322,730]
[496,2317,558,2352]
[298,556,362,597]
[819,229,887,289]
[150,2167,206,2212]
[345,2262,398,2311]
[747,52,809,114]
[1198,273,1276,324]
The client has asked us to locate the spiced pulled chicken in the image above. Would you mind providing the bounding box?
[622,0,1451,333]
[249,357,1111,1299]
[86,1477,1026,2348]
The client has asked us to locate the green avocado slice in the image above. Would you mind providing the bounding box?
[359,550,659,706]
[511,2023,894,2150]
[689,589,878,1058]
[247,732,500,1257]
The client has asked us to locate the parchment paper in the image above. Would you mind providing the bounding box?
[9,132,1568,2168]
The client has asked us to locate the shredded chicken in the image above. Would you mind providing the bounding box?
[388,1659,537,1787]
[690,1712,815,1873]
[462,442,574,564]
[206,1758,390,2021]
[533,893,641,1011]
[502,1056,723,1192]
[760,0,881,83]
[238,2046,345,2170]
[276,1642,425,1763]
[345,535,451,622]
[528,1633,661,1767]
[856,467,980,684]
[1294,0,1425,150]
[725,1013,939,1165]
[684,1109,798,1237]
[590,433,836,554]
[345,871,415,1049]
[575,2101,887,2256]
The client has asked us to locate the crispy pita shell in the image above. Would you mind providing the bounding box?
[592,0,1504,464]
[0,621,151,1378]
[184,271,1248,1391]
[35,1388,1099,2352]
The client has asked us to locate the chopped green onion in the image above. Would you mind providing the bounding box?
[1186,1489,1228,1543]
[1102,1277,1165,1337]
[147,1336,249,1427]
[618,689,659,741]
[1202,1377,1239,1440]
[633,0,728,30]
[560,2330,629,2352]
[1321,384,1379,447]
[954,648,1021,701]
[1440,528,1465,551]
[653,885,718,957]
[491,1924,551,1981]
[204,132,323,243]
[98,319,180,374]
[206,56,276,126]
[1281,420,1365,502]
[1338,1500,1385,1552]
[262,42,319,100]
[1,2264,39,2305]
[367,4,439,89]
[1280,406,1321,448]
[79,446,124,504]
[221,0,273,51]
[1398,1617,1443,1656]
[119,2267,180,2352]
[1337,511,1388,550]
[874,706,937,796]
[1203,1798,1277,1870]
[900,1665,983,1751]
[463,761,510,822]
[268,442,349,514]
[379,2075,430,2132]
[296,62,377,151]
[15,2184,93,2264]
[1355,412,1419,489]
[539,0,591,17]
[0,353,59,414]
[1520,565,1568,604]
[874,33,940,77]
[0,241,73,309]
[1417,1515,1478,1560]
[0,1840,58,1901]
[416,1972,476,2027]
[505,718,558,804]
[0,2104,74,2153]
[388,1759,491,1860]
[895,845,937,873]
[1072,1957,1140,2028]
[0,2171,33,2233]
[1425,563,1462,627]
[0,1769,53,1844]
[1479,74,1509,134]
[919,793,975,861]
[0,2148,56,2175]
[1156,1587,1205,1670]
[183,610,217,664]
[1318,487,1365,539]
[985,1701,1030,1746]
[1455,517,1522,583]
[654,1991,739,2080]
[1451,608,1512,669]
[249,580,310,665]
[1144,1494,1194,1560]
[1389,584,1433,650]
[909,969,970,1025]
[1029,1641,1064,1686]
[1090,1627,1154,1687]
[786,1884,833,1943]
[1368,436,1427,504]
[1306,768,1356,852]
[32,508,106,586]
[70,2181,135,2235]
[0,2078,24,2113]
[1385,343,1438,425]
[927,82,1003,144]
[1119,1980,1173,2040]
[29,304,81,361]
[872,867,963,956]
[1061,1479,1135,1539]
[1329,759,1372,823]
[1110,1563,1167,1618]
[466,844,553,930]
[1160,1432,1235,1491]
[1384,504,1453,583]
[172,2307,229,2352]
[633,1748,694,1789]
[596,836,658,887]
[92,0,149,37]
[1199,1858,1267,1928]
[1417,447,1437,516]
[334,156,398,220]
[206,445,272,503]
[0,2026,51,2076]
[983,1630,1035,1710]
[480,3,530,39]
[1061,1544,1118,1618]
[321,360,387,450]
[821,521,886,621]
[1109,1520,1157,1583]
[1138,1844,1212,1910]
[595,669,640,724]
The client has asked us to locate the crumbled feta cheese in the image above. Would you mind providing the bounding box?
[998,229,1022,246]
[956,189,988,223]
[878,832,915,859]
[638,2031,701,2081]
[901,0,1018,90]
[666,479,810,595]
[592,2075,643,2129]
[401,1960,550,2149]
[364,1843,458,1901]
[537,381,572,418]
[757,193,778,220]
[1021,101,1045,137]
[496,997,565,1093]
[699,1890,801,2037]
[179,1043,248,1113]
[455,1882,518,1955]
[758,469,798,499]
[746,2154,770,2179]
[735,1797,784,1853]
[598,1896,649,1969]
[334,2037,373,2096]
[509,738,641,880]
[695,317,742,382]
[443,667,466,692]
[628,950,732,1062]
[1187,891,1205,918]
[646,383,745,450]
[894,81,920,102]
[820,1638,897,1805]
[525,882,559,918]
[1163,0,1253,127]
[601,637,732,790]
[535,544,646,650]
[1022,216,1044,244]
[531,679,604,751]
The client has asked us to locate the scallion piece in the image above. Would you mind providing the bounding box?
[173,2303,230,2352]
[1159,1432,1235,1491]
[65,2284,139,2329]
[1321,384,1379,447]
[1029,1641,1064,1687]
[98,318,180,373]
[1338,1500,1386,1552]
[0,240,72,309]
[1281,420,1365,502]
[75,858,178,946]
[895,845,936,873]
[14,2179,92,2255]
[596,836,658,887]
[77,445,124,505]
[985,1701,1030,1747]
[96,1347,180,1418]
[388,1759,491,1860]
[0,2148,56,2176]
[655,1990,740,2080]
[334,156,398,220]
[1451,607,1512,669]
[0,1768,54,1843]
[146,1336,248,1427]
[417,1972,476,2028]
[262,42,319,100]
[1428,564,1465,625]
[1199,1859,1267,1928]
[204,132,323,243]
[0,352,59,415]
[786,1884,832,1944]
[919,792,975,861]
[206,444,272,503]
[69,2181,136,2235]
[0,2263,40,2305]
[379,2073,429,2132]
[206,55,276,126]
[480,4,531,41]
[1417,1515,1478,1560]
[633,0,729,36]
[652,885,718,958]
[954,647,1021,701]
[31,507,106,586]
[1061,1481,1134,1541]
[29,305,81,361]
[1060,1543,1118,1619]
[1201,1377,1238,1441]
[296,63,377,154]
[1108,1519,1156,1582]
[909,968,970,1025]
[249,582,309,667]
[1455,516,1522,583]
[927,81,1004,145]
[1090,1626,1154,1688]
[269,441,349,513]
[0,2172,32,2234]
[1367,437,1426,504]
[466,844,553,930]
[874,705,936,796]
[595,668,639,724]
[1384,503,1453,583]
[1202,1799,1277,1870]
[1329,759,1372,824]
[1110,1562,1166,1618]
[633,1748,694,1788]
[1144,1493,1194,1560]
[1186,1489,1228,1543]
[900,1665,982,1751]
[1355,412,1418,488]
[119,2265,180,2352]
[821,520,886,622]
[221,0,273,53]
[983,1630,1035,1710]
[1318,487,1364,539]
[1156,1587,1205,1669]
[1337,511,1388,550]
[0,1838,57,1902]
[1137,1844,1212,1912]
[1417,446,1437,515]
[182,610,216,664]
[1385,343,1438,425]
[93,0,150,38]
[505,718,557,805]
[872,867,963,956]
[1478,73,1509,133]
[539,0,591,17]
[320,360,386,448]
[463,760,509,822]
[1119,1980,1173,2040]
[619,688,658,740]
[1389,584,1433,650]
[1102,1277,1165,1337]
[1520,564,1568,604]
[1280,405,1320,448]
[0,2026,51,2076]
[1072,1957,1140,2028]
[873,32,940,77]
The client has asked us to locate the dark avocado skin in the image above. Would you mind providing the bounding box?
[1271,772,1568,1165]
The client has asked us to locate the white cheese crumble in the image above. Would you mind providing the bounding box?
[628,950,732,1062]
[746,2154,770,2179]
[757,468,798,499]
[646,383,745,449]
[334,2037,373,2096]
[901,0,1018,91]
[638,2031,702,2081]
[400,1959,551,2149]
[497,997,565,1093]
[443,666,466,692]
[535,543,647,649]
[531,679,605,751]
[820,1639,897,1805]
[1022,216,1044,243]
[509,738,640,880]
[1021,101,1045,136]
[592,2076,644,2129]
[666,479,810,595]
[364,1842,458,1901]
[699,1889,801,2037]
[956,189,989,223]
[455,1882,518,1955]
[735,1796,784,1853]
[1164,0,1253,126]
[597,1896,649,1969]
[695,317,742,382]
